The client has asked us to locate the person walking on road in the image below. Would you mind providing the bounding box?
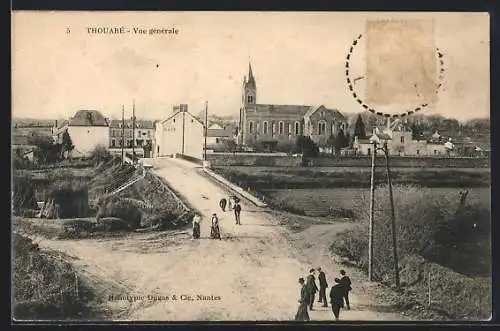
[306,269,319,310]
[294,277,310,321]
[210,213,221,240]
[339,269,352,310]
[234,201,242,225]
[192,213,201,239]
[219,198,227,212]
[329,278,345,321]
[317,267,328,307]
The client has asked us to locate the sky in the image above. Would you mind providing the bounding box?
[12,11,489,122]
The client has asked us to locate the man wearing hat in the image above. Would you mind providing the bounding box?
[329,278,345,321]
[294,277,310,321]
[306,269,319,310]
[317,267,328,307]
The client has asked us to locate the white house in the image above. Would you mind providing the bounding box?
[53,110,109,157]
[206,123,236,149]
[353,118,453,157]
[154,104,205,160]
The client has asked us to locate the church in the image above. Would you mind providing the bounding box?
[237,63,348,148]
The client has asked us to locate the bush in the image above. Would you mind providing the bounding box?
[96,197,142,230]
[46,180,89,218]
[12,233,99,319]
[12,175,38,213]
[90,145,112,165]
[332,185,491,280]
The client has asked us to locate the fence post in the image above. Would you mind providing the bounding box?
[75,274,79,299]
[428,266,431,306]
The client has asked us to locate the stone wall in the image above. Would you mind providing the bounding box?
[206,153,490,168]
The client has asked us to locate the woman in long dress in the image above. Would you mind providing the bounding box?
[295,277,310,321]
[210,213,221,240]
[192,214,201,239]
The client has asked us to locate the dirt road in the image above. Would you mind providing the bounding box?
[38,157,406,321]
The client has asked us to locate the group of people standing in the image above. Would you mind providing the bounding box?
[295,268,352,321]
[191,195,243,240]
[219,196,242,225]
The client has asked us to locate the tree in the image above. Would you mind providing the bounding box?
[276,141,294,154]
[60,130,74,159]
[295,136,319,157]
[334,129,349,155]
[353,114,367,139]
[220,139,237,153]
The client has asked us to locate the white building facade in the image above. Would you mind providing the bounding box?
[53,110,109,157]
[154,104,205,160]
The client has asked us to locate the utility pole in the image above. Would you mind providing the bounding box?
[368,141,377,282]
[181,105,186,156]
[121,105,125,165]
[384,141,400,288]
[204,101,208,161]
[132,99,136,160]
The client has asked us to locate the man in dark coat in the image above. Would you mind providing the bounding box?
[317,267,328,307]
[219,198,227,212]
[329,278,345,321]
[234,201,242,225]
[306,269,318,310]
[294,277,310,321]
[339,269,352,310]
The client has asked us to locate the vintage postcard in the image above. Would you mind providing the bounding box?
[11,11,490,322]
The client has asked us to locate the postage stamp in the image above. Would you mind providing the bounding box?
[365,19,438,107]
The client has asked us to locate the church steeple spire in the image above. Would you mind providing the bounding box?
[247,62,256,88]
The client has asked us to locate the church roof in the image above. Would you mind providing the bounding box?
[68,110,108,127]
[303,105,346,120]
[252,104,312,116]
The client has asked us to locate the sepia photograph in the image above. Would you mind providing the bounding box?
[11,11,490,322]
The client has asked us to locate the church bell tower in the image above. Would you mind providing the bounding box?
[242,62,257,105]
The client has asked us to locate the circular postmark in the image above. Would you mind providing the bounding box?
[345,33,445,119]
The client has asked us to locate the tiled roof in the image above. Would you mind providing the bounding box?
[68,110,108,127]
[252,104,311,116]
[304,105,346,121]
[109,119,155,129]
[207,128,233,138]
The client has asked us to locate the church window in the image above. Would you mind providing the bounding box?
[294,121,300,135]
[318,121,327,135]
[249,121,254,134]
[401,136,405,143]
[263,121,269,134]
[279,121,284,135]
[247,94,254,104]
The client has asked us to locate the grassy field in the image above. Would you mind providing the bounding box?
[213,166,491,189]
[263,187,491,217]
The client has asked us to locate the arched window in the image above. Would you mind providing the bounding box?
[294,121,301,135]
[247,94,254,104]
[279,121,284,135]
[318,121,327,135]
[263,121,269,134]
[249,121,254,134]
